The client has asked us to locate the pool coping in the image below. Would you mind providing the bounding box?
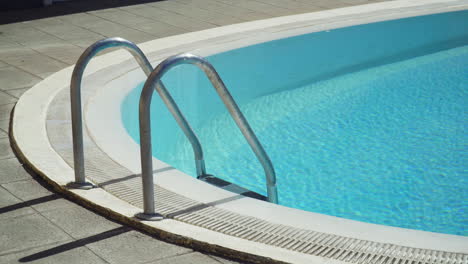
[12,1,468,263]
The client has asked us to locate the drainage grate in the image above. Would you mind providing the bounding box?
[46,88,468,264]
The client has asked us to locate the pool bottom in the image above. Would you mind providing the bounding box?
[166,46,468,236]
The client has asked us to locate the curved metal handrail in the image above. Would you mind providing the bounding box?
[137,53,278,219]
[69,38,206,190]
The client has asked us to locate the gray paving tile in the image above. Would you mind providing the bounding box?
[0,47,37,65]
[116,3,148,11]
[33,44,84,65]
[0,240,107,264]
[18,38,70,50]
[295,5,325,13]
[0,22,29,32]
[0,25,69,50]
[108,29,155,44]
[0,61,8,68]
[235,11,278,21]
[253,0,312,10]
[40,206,121,239]
[0,129,6,139]
[1,177,78,216]
[95,9,192,38]
[150,1,245,26]
[340,0,372,4]
[87,230,192,264]
[210,255,243,264]
[35,23,105,42]
[0,137,14,160]
[67,37,107,49]
[0,158,31,184]
[57,13,108,28]
[0,67,41,90]
[109,4,139,11]
[5,87,30,99]
[130,22,188,38]
[0,90,17,105]
[2,179,51,201]
[78,19,124,34]
[215,0,296,16]
[84,9,177,39]
[89,9,155,27]
[0,119,9,133]
[36,197,84,213]
[0,186,36,220]
[153,252,223,264]
[174,0,261,19]
[21,17,65,27]
[80,19,155,44]
[13,53,68,79]
[295,0,351,9]
[0,25,59,45]
[0,39,19,50]
[122,6,216,32]
[4,50,62,69]
[0,103,14,121]
[0,213,71,255]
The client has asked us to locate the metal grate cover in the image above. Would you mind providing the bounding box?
[46,86,468,264]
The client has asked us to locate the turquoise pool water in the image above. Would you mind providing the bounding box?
[122,11,468,235]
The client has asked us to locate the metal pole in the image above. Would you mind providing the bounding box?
[68,37,206,192]
[155,83,207,177]
[139,53,278,205]
[135,78,163,221]
[68,37,153,190]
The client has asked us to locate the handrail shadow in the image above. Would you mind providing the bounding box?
[98,167,175,188]
[166,194,245,219]
[0,194,60,214]
[19,226,131,262]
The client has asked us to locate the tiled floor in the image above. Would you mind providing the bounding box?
[0,159,240,264]
[0,0,389,263]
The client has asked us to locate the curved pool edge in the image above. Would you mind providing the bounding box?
[9,129,300,264]
[10,63,310,264]
[12,1,468,263]
[18,66,344,264]
[9,132,301,264]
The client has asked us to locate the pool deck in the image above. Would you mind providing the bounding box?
[0,0,465,264]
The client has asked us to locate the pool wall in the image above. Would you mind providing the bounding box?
[121,10,468,170]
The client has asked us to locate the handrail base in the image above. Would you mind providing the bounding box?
[139,53,278,205]
[66,181,96,190]
[198,175,268,202]
[135,212,164,221]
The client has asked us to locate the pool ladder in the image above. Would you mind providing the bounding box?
[68,37,278,220]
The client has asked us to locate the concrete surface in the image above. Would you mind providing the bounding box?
[0,0,389,263]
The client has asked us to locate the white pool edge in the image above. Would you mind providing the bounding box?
[12,1,468,263]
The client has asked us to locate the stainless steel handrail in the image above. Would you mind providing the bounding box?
[69,38,206,192]
[137,53,278,219]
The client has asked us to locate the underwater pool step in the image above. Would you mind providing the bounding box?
[197,175,267,201]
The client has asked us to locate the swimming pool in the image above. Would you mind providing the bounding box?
[121,11,468,236]
[13,1,468,262]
